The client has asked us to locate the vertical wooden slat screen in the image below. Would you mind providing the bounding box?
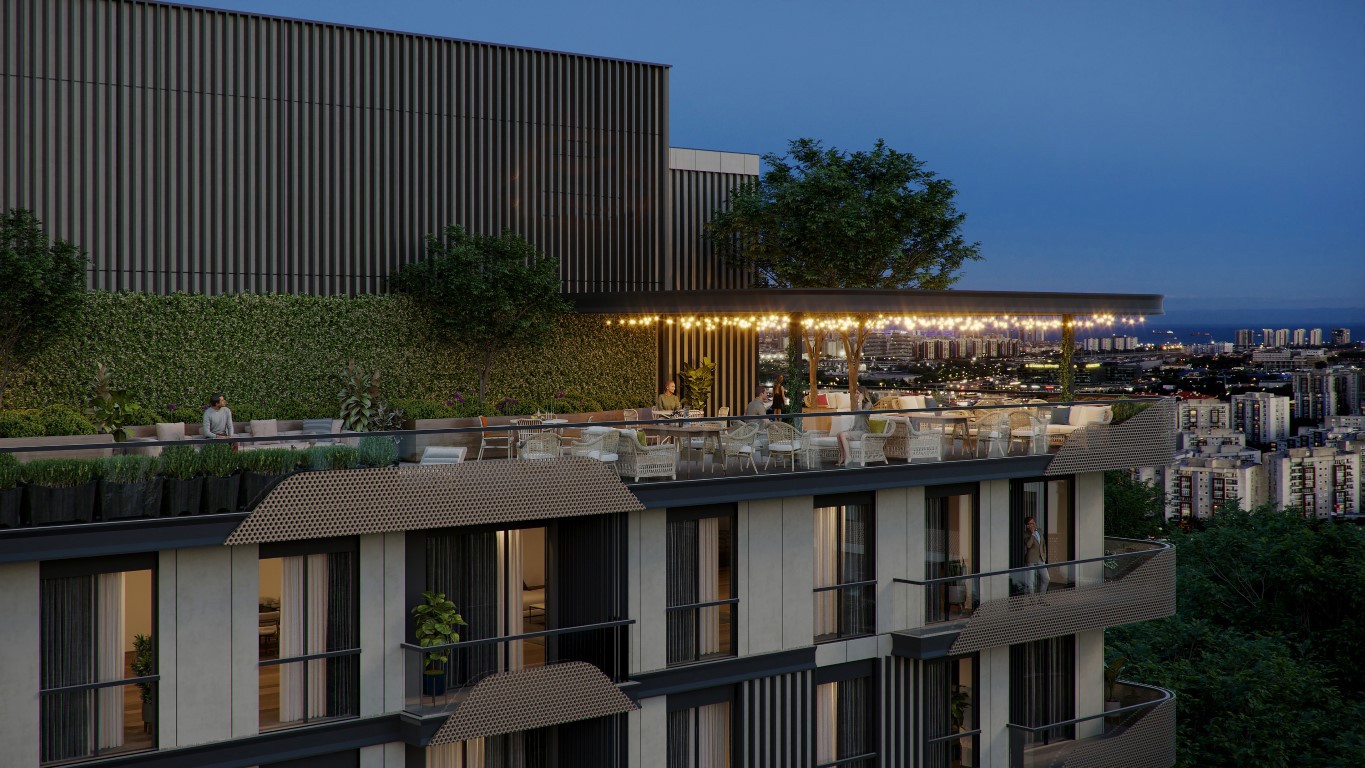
[668,167,753,291]
[0,0,669,295]
[657,324,759,418]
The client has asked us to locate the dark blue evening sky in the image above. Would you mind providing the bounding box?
[203,0,1365,313]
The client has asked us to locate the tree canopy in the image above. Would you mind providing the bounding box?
[1108,507,1365,767]
[0,209,88,409]
[392,225,569,404]
[1104,470,1167,539]
[706,138,981,401]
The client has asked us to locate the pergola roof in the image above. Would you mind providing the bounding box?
[570,289,1164,317]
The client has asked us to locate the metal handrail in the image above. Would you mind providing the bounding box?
[813,578,879,594]
[400,617,634,654]
[0,396,1172,454]
[40,673,160,696]
[894,537,1171,588]
[815,751,879,768]
[926,727,983,746]
[259,647,362,667]
[665,597,739,612]
[1005,680,1173,733]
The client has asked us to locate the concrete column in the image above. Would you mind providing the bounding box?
[0,562,39,764]
[875,486,910,634]
[383,532,407,715]
[171,546,235,746]
[360,534,389,717]
[637,697,667,768]
[637,508,668,673]
[1076,629,1106,739]
[158,551,179,746]
[1075,472,1106,587]
[742,497,783,656]
[981,480,1012,602]
[781,495,814,649]
[231,544,260,738]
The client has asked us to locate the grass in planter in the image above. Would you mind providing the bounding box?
[0,453,19,490]
[239,448,299,476]
[198,443,239,478]
[358,436,399,467]
[158,445,201,481]
[1110,400,1152,425]
[102,454,158,483]
[23,458,100,487]
[299,445,360,471]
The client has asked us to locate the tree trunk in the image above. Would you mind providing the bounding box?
[842,321,870,410]
[1059,314,1076,401]
[803,326,823,409]
[478,350,497,406]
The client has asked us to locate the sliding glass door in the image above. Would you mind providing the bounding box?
[926,486,978,623]
[1010,478,1073,594]
[667,506,736,666]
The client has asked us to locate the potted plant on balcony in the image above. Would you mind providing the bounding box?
[238,448,298,508]
[946,557,968,607]
[130,633,155,731]
[24,457,99,524]
[0,453,23,527]
[949,683,972,761]
[1104,656,1127,712]
[199,443,240,514]
[679,357,717,412]
[158,445,203,516]
[412,590,466,697]
[99,454,161,520]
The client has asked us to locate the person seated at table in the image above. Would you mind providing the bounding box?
[744,386,771,417]
[201,392,235,438]
[656,380,682,412]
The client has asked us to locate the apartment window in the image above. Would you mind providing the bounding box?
[258,539,359,730]
[816,666,876,767]
[1211,477,1225,502]
[40,554,157,765]
[1010,479,1073,594]
[814,497,876,642]
[667,688,733,768]
[1302,493,1316,515]
[1010,637,1075,749]
[926,485,978,624]
[924,656,979,768]
[667,506,736,666]
[1303,467,1316,486]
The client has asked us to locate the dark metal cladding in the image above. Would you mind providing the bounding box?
[0,0,669,295]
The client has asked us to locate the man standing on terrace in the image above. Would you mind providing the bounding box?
[202,393,235,439]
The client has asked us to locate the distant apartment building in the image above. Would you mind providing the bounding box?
[1292,366,1365,422]
[1234,329,1254,349]
[1261,328,1276,347]
[1332,328,1353,345]
[1170,453,1267,519]
[1309,328,1323,345]
[1251,348,1327,372]
[1176,428,1246,453]
[1328,414,1365,432]
[1274,329,1290,347]
[1081,335,1139,352]
[1178,399,1230,431]
[1230,392,1292,444]
[1266,446,1362,517]
[1291,328,1306,346]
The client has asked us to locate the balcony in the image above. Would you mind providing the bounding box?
[892,538,1175,659]
[399,619,635,746]
[1007,681,1176,768]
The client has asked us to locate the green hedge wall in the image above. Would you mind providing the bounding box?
[8,292,655,416]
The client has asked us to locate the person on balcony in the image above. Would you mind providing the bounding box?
[771,374,787,414]
[656,380,682,413]
[1024,516,1050,594]
[202,393,235,439]
[745,386,771,417]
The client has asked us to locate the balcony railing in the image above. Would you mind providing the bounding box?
[400,618,632,713]
[40,674,159,765]
[1007,681,1175,768]
[666,597,738,666]
[0,397,1174,532]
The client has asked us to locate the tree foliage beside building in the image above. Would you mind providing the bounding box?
[1103,471,1167,539]
[706,138,982,402]
[1108,507,1365,767]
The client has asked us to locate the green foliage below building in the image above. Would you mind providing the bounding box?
[5,292,654,418]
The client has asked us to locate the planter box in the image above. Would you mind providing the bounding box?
[0,486,23,527]
[100,478,164,520]
[27,481,98,525]
[0,434,115,462]
[163,477,204,516]
[202,474,242,515]
[241,471,291,509]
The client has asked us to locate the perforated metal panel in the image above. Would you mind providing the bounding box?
[427,662,636,744]
[224,458,643,545]
[1046,399,1179,476]
[948,547,1175,656]
[1054,697,1176,768]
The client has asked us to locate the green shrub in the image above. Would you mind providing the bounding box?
[0,410,46,438]
[157,445,200,481]
[300,445,360,471]
[1110,400,1152,425]
[391,399,457,421]
[101,454,158,483]
[0,453,20,490]
[23,458,99,487]
[239,448,299,476]
[358,436,399,467]
[38,404,97,436]
[198,443,238,477]
[168,406,206,425]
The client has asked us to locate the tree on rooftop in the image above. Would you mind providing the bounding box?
[392,225,569,404]
[0,209,88,410]
[707,138,982,404]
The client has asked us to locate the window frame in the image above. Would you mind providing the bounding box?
[665,504,739,667]
[813,493,877,643]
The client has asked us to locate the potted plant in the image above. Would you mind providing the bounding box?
[950,683,971,733]
[238,448,299,508]
[198,443,240,514]
[0,453,23,527]
[357,436,399,468]
[130,633,155,731]
[412,590,466,697]
[947,557,968,606]
[84,363,143,442]
[158,445,203,516]
[1104,656,1127,711]
[679,357,717,411]
[24,458,100,524]
[99,454,161,520]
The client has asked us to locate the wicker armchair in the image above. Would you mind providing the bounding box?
[519,432,562,460]
[1009,410,1047,455]
[566,429,620,463]
[767,421,811,470]
[906,419,946,462]
[973,411,1012,458]
[844,430,890,466]
[721,422,763,473]
[879,418,908,460]
[616,430,677,481]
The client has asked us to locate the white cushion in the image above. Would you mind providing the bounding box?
[154,422,184,441]
[421,446,467,464]
[897,395,926,410]
[811,436,839,447]
[585,451,618,461]
[249,419,279,438]
[829,415,855,434]
[1068,405,1113,427]
[769,440,801,452]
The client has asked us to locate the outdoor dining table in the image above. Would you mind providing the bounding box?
[652,422,728,470]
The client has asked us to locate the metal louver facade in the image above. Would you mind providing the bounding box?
[1,0,670,295]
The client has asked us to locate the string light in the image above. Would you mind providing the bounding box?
[603,313,1144,332]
